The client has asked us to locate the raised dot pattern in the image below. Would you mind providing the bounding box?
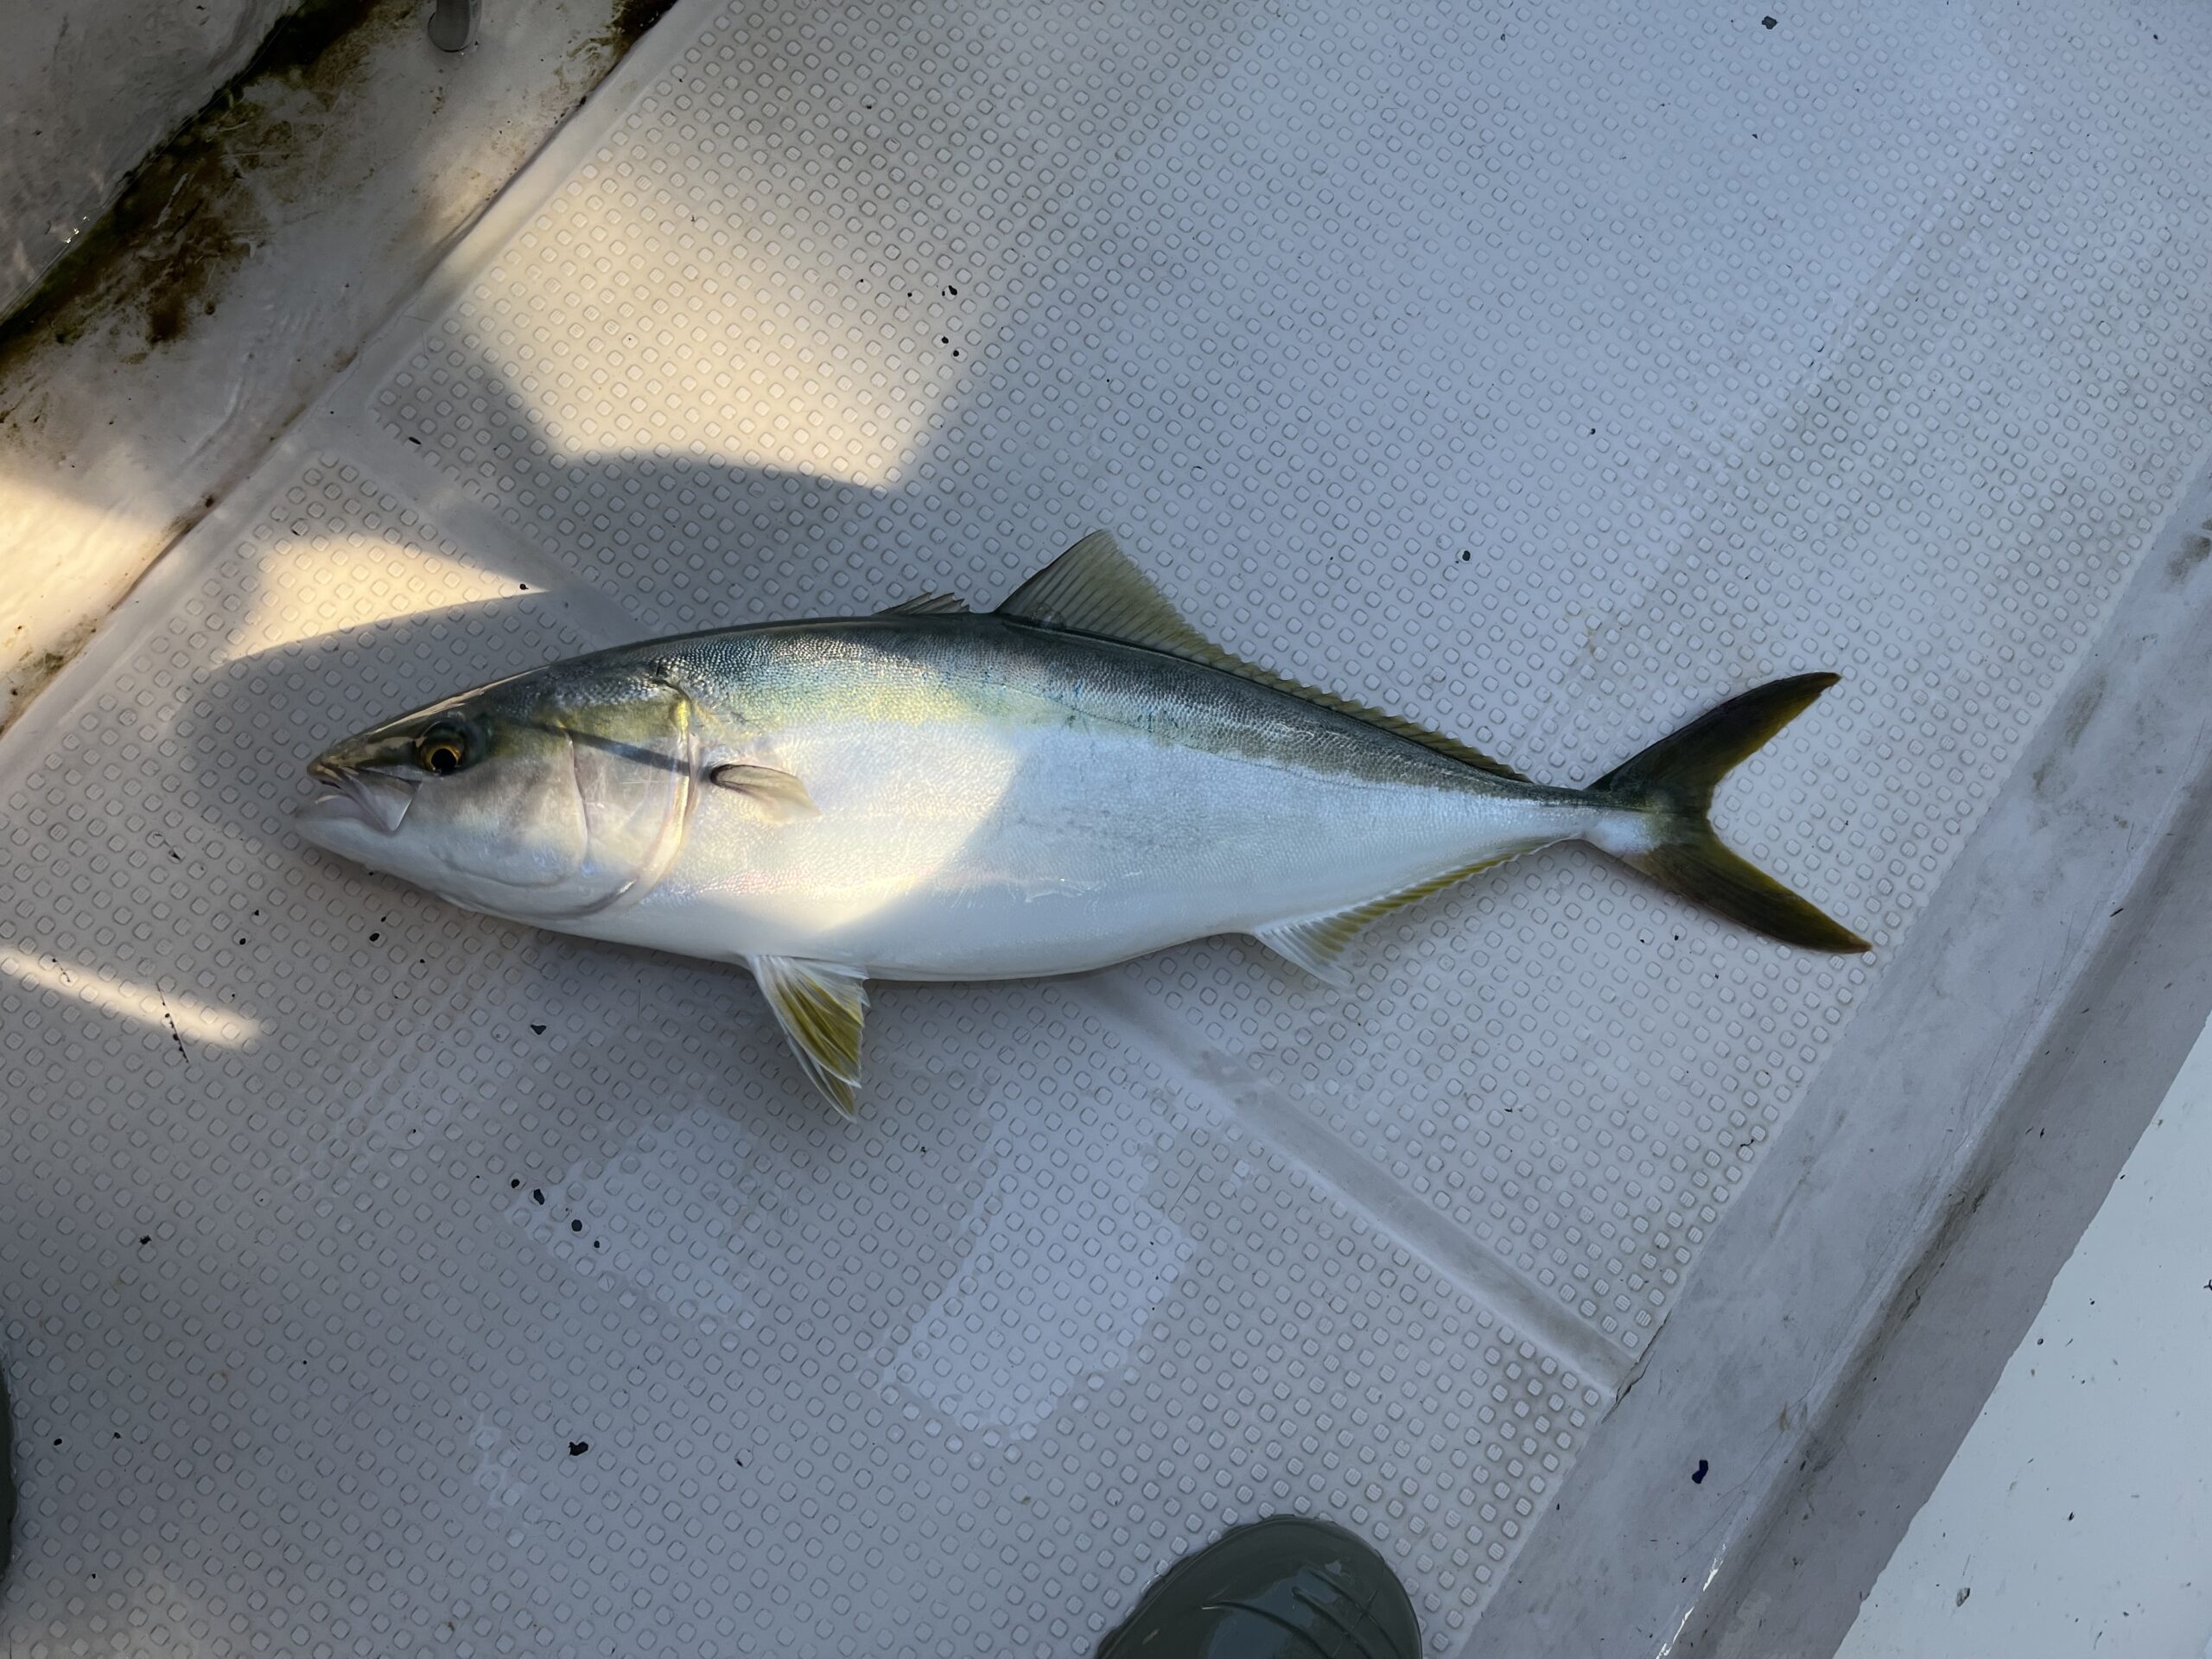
[8,0,2212,1652]
[0,467,1591,1649]
[371,0,2212,1363]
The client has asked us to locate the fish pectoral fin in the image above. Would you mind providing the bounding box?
[707,762,819,820]
[1252,850,1534,987]
[876,591,970,616]
[747,956,868,1117]
[997,531,1529,780]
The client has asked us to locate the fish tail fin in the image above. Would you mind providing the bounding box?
[1586,673,1871,953]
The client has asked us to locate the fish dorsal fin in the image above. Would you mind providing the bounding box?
[748,956,868,1118]
[877,592,970,616]
[1252,849,1535,985]
[997,532,1529,781]
[995,531,1213,651]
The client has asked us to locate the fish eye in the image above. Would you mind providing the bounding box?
[416,725,469,776]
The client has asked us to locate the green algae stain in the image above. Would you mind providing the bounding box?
[0,0,396,372]
[0,0,678,381]
[588,0,680,64]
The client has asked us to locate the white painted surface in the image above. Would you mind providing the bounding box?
[1838,1011,2212,1659]
[0,0,672,727]
[5,0,2212,1653]
[0,0,294,312]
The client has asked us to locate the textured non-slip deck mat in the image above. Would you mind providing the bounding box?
[6,0,2212,1651]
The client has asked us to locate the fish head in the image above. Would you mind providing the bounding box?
[294,658,702,922]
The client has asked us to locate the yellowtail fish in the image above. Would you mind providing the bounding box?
[296,533,1868,1114]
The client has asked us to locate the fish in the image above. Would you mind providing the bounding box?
[296,531,1869,1115]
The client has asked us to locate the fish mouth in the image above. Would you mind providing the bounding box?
[297,760,416,835]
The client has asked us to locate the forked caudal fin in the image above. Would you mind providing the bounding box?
[1586,674,1871,954]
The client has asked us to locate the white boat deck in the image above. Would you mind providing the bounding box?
[5,0,2212,1652]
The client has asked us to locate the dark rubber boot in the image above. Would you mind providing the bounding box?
[1096,1515,1421,1658]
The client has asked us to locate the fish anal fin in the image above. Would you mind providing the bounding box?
[877,592,970,616]
[998,531,1529,782]
[1252,849,1534,985]
[1250,916,1360,988]
[748,956,868,1116]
